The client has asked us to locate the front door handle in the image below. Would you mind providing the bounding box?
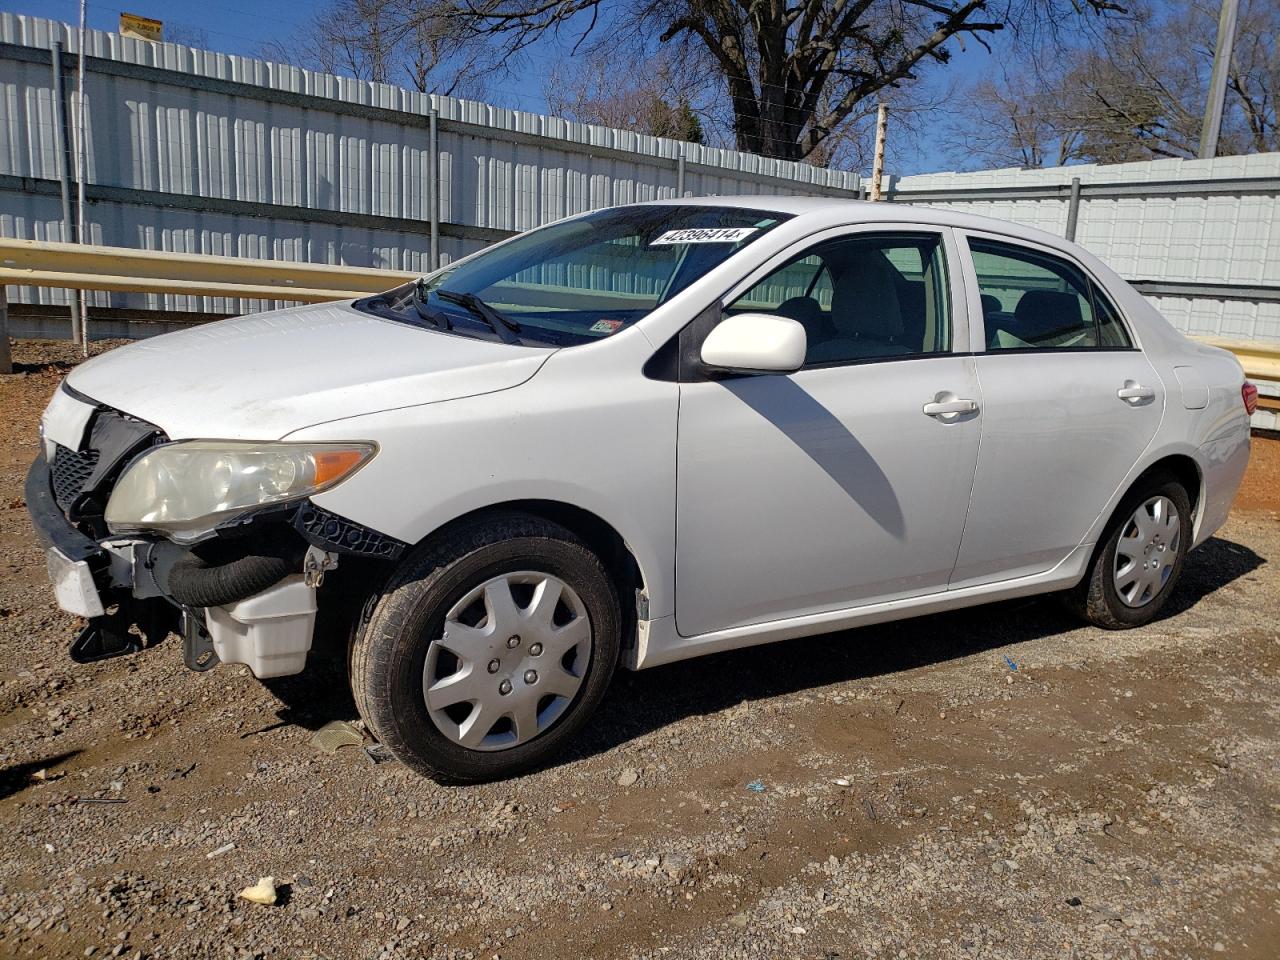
[923,396,979,419]
[1117,380,1156,405]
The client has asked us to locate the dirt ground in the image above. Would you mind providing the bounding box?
[1,338,1277,960]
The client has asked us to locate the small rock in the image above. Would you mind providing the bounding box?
[617,769,639,788]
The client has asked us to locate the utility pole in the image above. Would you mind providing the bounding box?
[0,286,11,376]
[75,0,89,355]
[870,103,888,201]
[1199,0,1240,160]
[50,40,83,344]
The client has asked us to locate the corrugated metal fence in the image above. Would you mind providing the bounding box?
[887,159,1280,344]
[1,13,1278,345]
[0,13,858,319]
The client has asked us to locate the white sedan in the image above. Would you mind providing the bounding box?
[29,197,1254,782]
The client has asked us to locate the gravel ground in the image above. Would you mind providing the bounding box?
[1,339,1278,960]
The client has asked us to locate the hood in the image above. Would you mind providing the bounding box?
[66,302,554,440]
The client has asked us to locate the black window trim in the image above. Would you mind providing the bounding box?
[961,231,1139,354]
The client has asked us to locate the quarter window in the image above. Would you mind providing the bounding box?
[969,239,1131,351]
[726,233,950,366]
[1092,284,1133,348]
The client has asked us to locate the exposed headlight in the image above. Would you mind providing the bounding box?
[105,441,376,541]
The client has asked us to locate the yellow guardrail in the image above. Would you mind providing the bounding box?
[1,236,1279,384]
[0,236,417,302]
[1192,338,1280,382]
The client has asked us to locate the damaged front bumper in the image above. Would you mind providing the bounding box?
[26,450,388,678]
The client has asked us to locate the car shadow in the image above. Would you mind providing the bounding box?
[0,750,82,801]
[566,534,1265,768]
[725,376,906,539]
[261,535,1264,770]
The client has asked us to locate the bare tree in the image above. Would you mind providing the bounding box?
[443,1,1122,162]
[946,0,1276,169]
[544,49,706,141]
[262,0,501,97]
[164,24,212,48]
[944,69,1082,169]
[1226,0,1278,153]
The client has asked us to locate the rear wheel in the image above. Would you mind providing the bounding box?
[1066,472,1192,629]
[350,513,620,783]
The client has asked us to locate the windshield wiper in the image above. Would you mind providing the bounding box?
[410,279,452,330]
[435,289,522,345]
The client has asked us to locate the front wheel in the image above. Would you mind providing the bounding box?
[350,513,621,783]
[1066,472,1192,629]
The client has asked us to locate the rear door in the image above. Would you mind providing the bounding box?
[950,232,1165,588]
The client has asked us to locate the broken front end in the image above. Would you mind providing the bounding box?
[26,385,402,676]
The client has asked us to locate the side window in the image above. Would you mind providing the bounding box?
[969,239,1130,351]
[731,254,832,314]
[726,233,950,366]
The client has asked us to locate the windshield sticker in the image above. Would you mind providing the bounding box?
[589,318,625,335]
[650,227,758,246]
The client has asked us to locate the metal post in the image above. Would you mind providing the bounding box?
[1199,0,1240,160]
[676,150,686,197]
[0,286,12,375]
[1065,176,1082,241]
[75,0,89,354]
[870,104,888,201]
[50,41,83,343]
[428,106,440,272]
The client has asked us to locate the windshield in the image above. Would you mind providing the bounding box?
[354,204,792,346]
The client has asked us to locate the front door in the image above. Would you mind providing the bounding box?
[674,229,982,637]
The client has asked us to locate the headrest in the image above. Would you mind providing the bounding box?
[775,296,824,328]
[830,252,903,339]
[1013,290,1084,344]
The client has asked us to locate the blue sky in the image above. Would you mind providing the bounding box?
[9,0,1002,174]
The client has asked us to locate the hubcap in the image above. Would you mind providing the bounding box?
[423,571,592,751]
[1112,495,1180,608]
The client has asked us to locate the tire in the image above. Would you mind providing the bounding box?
[1065,471,1192,629]
[350,512,621,783]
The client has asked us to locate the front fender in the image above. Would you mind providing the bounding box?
[285,353,680,620]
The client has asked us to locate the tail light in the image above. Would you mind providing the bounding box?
[1242,382,1258,415]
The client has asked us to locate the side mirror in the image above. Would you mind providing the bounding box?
[700,312,806,375]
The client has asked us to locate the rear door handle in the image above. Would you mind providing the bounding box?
[922,397,979,419]
[1117,380,1156,404]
